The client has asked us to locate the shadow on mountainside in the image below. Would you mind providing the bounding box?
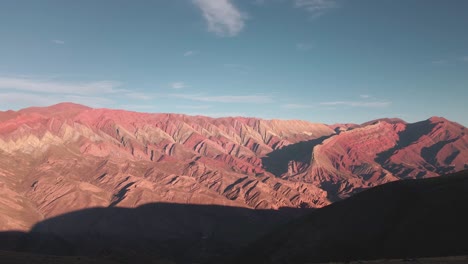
[0,203,311,264]
[236,170,468,264]
[375,120,437,175]
[262,136,331,177]
[1,170,468,264]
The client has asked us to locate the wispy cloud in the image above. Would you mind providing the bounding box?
[296,43,313,51]
[0,92,114,109]
[0,76,122,95]
[360,94,371,98]
[294,0,339,16]
[170,82,188,89]
[223,63,252,74]
[170,93,273,103]
[125,92,153,100]
[319,101,391,107]
[52,39,65,45]
[120,104,157,111]
[176,105,212,109]
[431,56,468,64]
[193,0,246,37]
[183,50,197,57]
[431,60,447,65]
[282,103,315,109]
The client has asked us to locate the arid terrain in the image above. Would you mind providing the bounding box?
[0,103,467,263]
[0,103,466,229]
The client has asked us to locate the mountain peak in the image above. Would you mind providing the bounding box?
[361,118,407,126]
[428,116,449,123]
[17,102,91,118]
[22,102,91,112]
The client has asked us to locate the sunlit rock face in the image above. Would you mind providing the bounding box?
[305,118,467,201]
[0,103,466,230]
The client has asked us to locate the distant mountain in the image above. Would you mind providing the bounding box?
[303,117,467,201]
[0,103,466,232]
[238,169,468,263]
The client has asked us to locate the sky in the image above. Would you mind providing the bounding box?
[0,0,467,125]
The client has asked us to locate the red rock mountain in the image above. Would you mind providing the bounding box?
[0,103,466,231]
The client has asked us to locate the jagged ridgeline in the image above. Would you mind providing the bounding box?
[0,103,466,231]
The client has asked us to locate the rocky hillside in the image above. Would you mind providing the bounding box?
[0,103,466,231]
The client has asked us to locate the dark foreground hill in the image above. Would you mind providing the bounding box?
[0,204,308,263]
[237,170,468,264]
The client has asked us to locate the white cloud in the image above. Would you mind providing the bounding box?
[184,50,196,56]
[61,95,115,106]
[193,0,246,37]
[360,94,371,98]
[0,92,57,107]
[0,76,122,95]
[294,0,339,16]
[52,39,65,45]
[296,43,313,51]
[170,82,188,89]
[170,93,273,103]
[282,103,315,109]
[320,101,391,107]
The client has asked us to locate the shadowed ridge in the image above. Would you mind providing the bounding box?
[328,123,360,133]
[261,135,332,177]
[0,203,311,263]
[376,117,467,177]
[236,170,468,264]
[376,119,437,166]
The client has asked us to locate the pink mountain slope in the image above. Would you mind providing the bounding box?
[0,103,466,230]
[290,118,467,200]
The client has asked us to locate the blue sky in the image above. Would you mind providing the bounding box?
[0,0,467,125]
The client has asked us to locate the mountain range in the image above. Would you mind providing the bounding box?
[0,103,466,231]
[0,103,467,263]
